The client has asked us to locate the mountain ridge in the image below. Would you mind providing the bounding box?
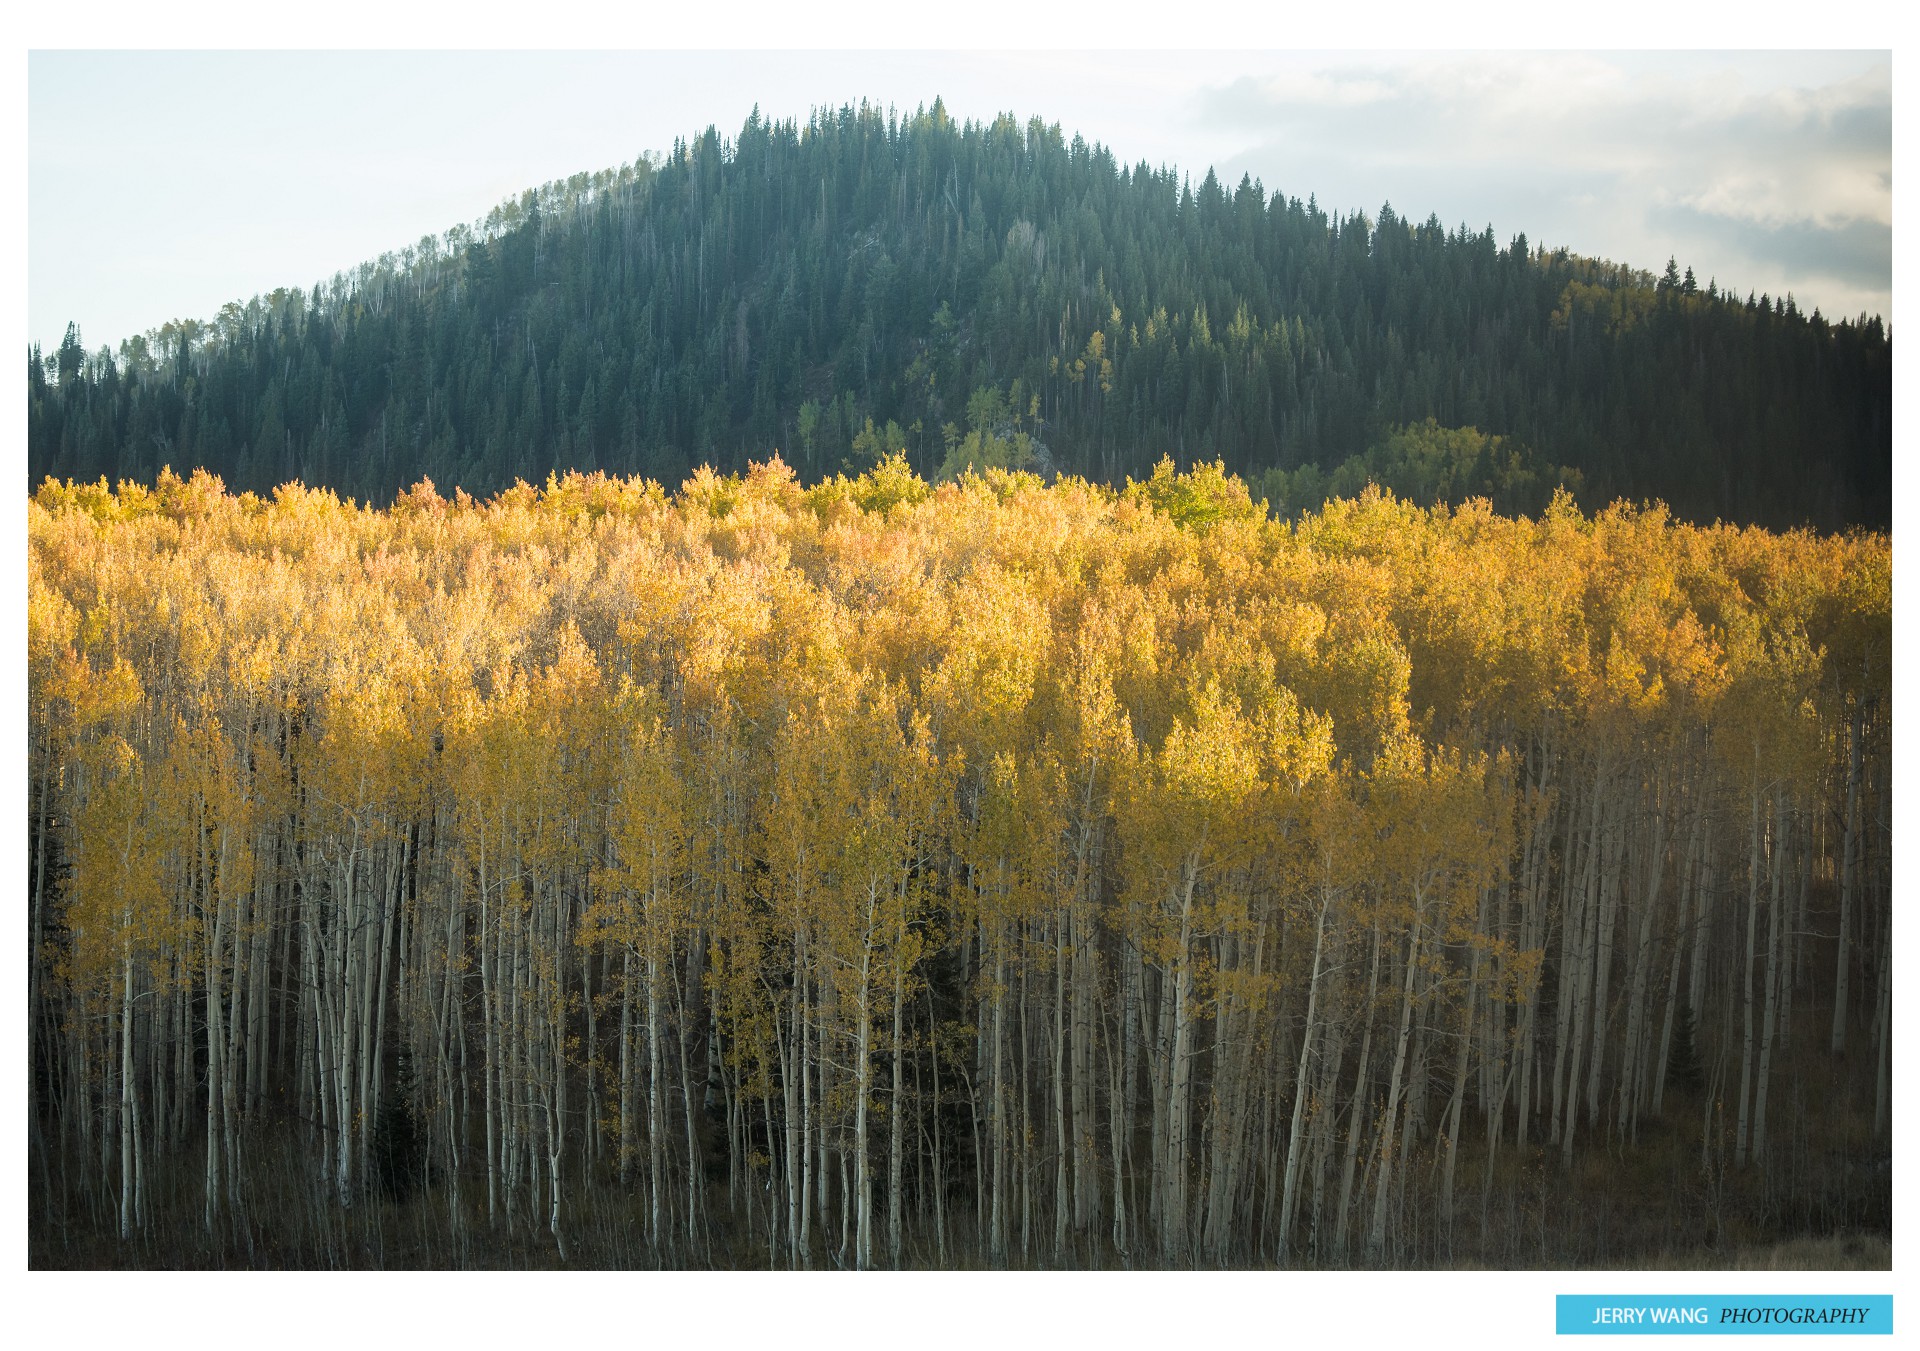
[26,99,1891,530]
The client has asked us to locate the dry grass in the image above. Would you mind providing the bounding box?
[1612,1232,1890,1271]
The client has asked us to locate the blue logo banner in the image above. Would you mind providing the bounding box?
[1556,1295,1892,1335]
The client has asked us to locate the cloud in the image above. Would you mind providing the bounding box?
[1188,52,1890,318]
[1649,206,1892,296]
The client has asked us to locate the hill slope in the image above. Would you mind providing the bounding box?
[27,100,1890,529]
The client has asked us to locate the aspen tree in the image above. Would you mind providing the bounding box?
[25,465,1891,1268]
[1363,739,1502,1258]
[1278,776,1363,1256]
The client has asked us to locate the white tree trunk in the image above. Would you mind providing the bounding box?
[1831,702,1862,1055]
[1735,770,1763,1168]
[1278,886,1331,1257]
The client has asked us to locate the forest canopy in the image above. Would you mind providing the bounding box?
[29,460,1890,1268]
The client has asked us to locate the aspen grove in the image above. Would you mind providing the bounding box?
[27,458,1890,1268]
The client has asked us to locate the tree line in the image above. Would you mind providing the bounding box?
[29,459,1890,1267]
[27,100,1890,531]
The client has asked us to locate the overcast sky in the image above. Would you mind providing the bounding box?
[27,48,1892,358]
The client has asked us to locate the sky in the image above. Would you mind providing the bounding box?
[27,47,1893,360]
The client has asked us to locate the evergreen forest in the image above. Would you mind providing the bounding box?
[28,460,1891,1269]
[26,102,1891,531]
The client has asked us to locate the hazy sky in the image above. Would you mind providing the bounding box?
[27,49,1892,358]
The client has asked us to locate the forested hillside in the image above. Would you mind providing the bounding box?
[30,461,1890,1268]
[27,101,1890,530]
